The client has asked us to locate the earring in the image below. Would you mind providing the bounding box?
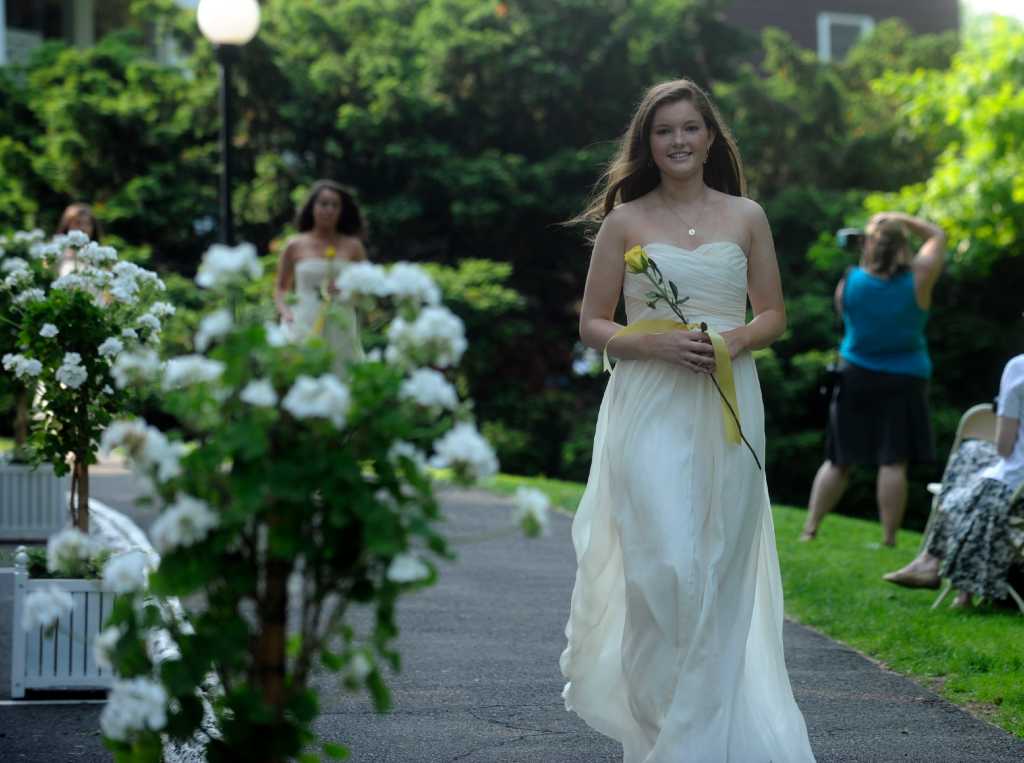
[704,152,710,165]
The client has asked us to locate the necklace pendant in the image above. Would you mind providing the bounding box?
[688,228,696,236]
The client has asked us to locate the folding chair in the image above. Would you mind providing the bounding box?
[920,403,997,552]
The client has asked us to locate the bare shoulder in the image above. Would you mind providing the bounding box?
[280,234,305,260]
[730,195,768,225]
[343,236,368,261]
[604,200,644,229]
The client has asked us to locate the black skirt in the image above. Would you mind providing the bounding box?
[825,359,936,466]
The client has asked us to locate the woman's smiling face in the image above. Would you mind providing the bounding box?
[649,99,715,179]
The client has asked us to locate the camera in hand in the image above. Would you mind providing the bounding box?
[836,227,865,251]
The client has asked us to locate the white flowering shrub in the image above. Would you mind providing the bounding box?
[100,246,502,761]
[0,230,57,458]
[1,232,167,531]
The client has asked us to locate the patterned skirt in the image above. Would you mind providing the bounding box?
[925,439,1024,600]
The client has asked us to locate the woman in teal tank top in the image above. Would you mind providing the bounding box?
[801,212,946,546]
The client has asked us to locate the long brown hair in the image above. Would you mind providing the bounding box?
[56,203,102,242]
[295,180,366,239]
[574,79,746,225]
[863,219,908,276]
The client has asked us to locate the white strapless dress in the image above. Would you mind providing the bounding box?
[561,241,815,762]
[285,258,364,372]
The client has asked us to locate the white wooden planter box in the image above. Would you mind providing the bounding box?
[0,462,69,541]
[10,547,115,698]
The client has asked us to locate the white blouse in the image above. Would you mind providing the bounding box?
[981,354,1024,490]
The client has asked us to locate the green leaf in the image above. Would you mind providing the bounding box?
[323,742,351,760]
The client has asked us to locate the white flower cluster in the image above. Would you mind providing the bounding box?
[346,650,373,683]
[102,550,150,593]
[399,368,458,410]
[386,553,431,583]
[57,229,89,248]
[264,321,288,348]
[46,528,95,573]
[2,264,32,290]
[388,440,427,472]
[39,323,58,338]
[100,677,168,741]
[22,586,74,631]
[55,352,88,389]
[149,495,218,554]
[388,263,441,305]
[162,355,225,390]
[98,336,124,358]
[335,262,393,301]
[101,419,186,482]
[429,422,498,480]
[94,625,124,671]
[196,242,262,288]
[76,242,118,267]
[194,308,233,352]
[44,248,164,309]
[240,378,277,407]
[13,229,46,243]
[111,348,162,388]
[335,261,441,307]
[110,261,165,305]
[149,301,176,318]
[512,487,551,537]
[386,306,467,369]
[136,312,162,334]
[13,288,45,305]
[281,374,351,428]
[2,353,42,379]
[1,256,30,274]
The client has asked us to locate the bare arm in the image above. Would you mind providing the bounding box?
[721,201,786,358]
[350,238,368,262]
[833,275,846,316]
[872,211,945,307]
[995,416,1020,459]
[579,210,715,374]
[274,239,298,321]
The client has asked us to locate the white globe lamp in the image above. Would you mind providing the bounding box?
[197,0,261,46]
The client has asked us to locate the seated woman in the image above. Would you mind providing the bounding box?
[884,354,1024,607]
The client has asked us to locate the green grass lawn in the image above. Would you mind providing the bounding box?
[483,474,1024,738]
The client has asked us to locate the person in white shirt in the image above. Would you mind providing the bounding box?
[883,354,1024,607]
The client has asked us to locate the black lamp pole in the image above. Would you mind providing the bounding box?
[215,44,239,246]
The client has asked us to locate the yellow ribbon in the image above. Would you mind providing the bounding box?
[603,319,741,445]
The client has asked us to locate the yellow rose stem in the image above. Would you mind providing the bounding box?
[612,249,762,470]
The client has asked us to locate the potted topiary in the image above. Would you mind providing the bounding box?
[4,232,170,696]
[0,230,68,540]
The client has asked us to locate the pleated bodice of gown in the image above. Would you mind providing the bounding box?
[560,241,815,762]
[285,258,364,372]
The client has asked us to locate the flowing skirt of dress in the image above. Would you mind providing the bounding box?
[284,259,364,375]
[560,349,815,762]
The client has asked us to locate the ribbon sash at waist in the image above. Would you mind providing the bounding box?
[603,319,741,445]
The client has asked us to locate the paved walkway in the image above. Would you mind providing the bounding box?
[2,476,1024,761]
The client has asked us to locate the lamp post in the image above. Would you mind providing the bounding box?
[197,0,261,246]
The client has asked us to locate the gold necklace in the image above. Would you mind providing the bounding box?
[661,188,708,237]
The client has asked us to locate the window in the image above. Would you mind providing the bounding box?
[817,12,875,61]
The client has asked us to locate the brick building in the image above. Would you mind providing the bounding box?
[723,0,960,60]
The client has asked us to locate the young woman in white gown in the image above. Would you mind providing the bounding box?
[561,79,815,762]
[274,180,367,371]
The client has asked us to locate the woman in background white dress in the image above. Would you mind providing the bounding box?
[561,79,815,762]
[274,180,366,371]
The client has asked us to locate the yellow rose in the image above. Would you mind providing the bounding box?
[324,245,337,259]
[624,245,649,273]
